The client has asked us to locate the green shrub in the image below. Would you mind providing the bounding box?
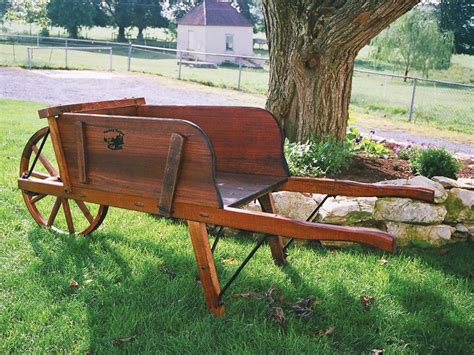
[284,136,352,177]
[346,127,391,157]
[410,147,461,178]
[398,145,422,160]
[39,28,50,37]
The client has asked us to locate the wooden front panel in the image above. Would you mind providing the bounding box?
[136,106,290,177]
[57,113,222,209]
[38,97,145,118]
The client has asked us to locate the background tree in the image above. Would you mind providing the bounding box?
[102,0,133,42]
[132,0,168,41]
[436,0,473,55]
[48,0,104,38]
[262,0,420,142]
[165,1,201,42]
[6,0,49,35]
[234,0,260,31]
[0,0,11,25]
[370,8,454,80]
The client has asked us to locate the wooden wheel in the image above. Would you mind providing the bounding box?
[19,127,108,235]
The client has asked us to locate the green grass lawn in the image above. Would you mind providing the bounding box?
[1,99,473,353]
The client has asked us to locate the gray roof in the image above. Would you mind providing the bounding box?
[177,0,252,27]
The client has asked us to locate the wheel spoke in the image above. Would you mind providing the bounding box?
[75,200,94,224]
[30,171,49,179]
[30,194,46,204]
[62,199,75,234]
[32,145,58,177]
[47,197,62,227]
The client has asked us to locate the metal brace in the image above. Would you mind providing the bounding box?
[217,234,267,304]
[212,194,336,303]
[283,194,336,252]
[211,226,224,253]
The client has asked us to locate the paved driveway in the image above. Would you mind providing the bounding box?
[0,67,258,106]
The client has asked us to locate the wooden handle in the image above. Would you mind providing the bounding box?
[279,177,435,202]
[173,204,396,253]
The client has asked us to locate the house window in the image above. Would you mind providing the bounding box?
[225,34,234,51]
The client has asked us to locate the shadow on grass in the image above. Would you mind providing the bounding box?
[25,227,473,353]
[385,272,473,353]
[399,243,474,280]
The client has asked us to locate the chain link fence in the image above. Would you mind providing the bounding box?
[1,33,472,133]
[351,69,474,134]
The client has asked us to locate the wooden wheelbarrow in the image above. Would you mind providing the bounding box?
[18,98,434,316]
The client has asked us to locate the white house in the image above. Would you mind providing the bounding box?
[176,0,255,65]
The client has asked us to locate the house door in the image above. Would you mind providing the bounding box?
[188,30,195,50]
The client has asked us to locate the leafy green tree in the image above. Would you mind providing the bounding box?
[101,0,168,42]
[48,0,104,38]
[370,8,454,80]
[6,0,49,34]
[132,0,168,41]
[0,0,11,24]
[436,0,473,55]
[102,0,133,42]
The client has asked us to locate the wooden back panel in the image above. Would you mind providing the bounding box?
[136,106,290,177]
[57,113,222,208]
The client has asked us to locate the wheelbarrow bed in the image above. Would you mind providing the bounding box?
[18,97,435,316]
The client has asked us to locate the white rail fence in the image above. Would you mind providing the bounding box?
[27,46,113,70]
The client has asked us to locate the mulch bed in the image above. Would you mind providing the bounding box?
[328,155,473,183]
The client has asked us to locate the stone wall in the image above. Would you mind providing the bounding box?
[245,176,474,247]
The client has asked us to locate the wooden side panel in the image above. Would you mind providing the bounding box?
[57,113,222,209]
[38,98,145,118]
[137,105,289,177]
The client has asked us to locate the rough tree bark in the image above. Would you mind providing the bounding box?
[262,0,419,142]
[118,26,126,42]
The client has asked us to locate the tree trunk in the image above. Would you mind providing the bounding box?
[67,25,79,39]
[137,27,144,41]
[117,26,126,42]
[262,0,420,142]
